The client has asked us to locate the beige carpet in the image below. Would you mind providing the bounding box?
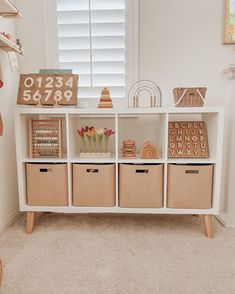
[0,214,234,294]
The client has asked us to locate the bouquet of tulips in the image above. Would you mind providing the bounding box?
[77,126,115,153]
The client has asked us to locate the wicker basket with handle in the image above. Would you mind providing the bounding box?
[173,87,207,107]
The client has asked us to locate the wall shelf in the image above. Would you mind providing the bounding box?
[0,0,25,55]
[0,34,25,55]
[0,0,21,18]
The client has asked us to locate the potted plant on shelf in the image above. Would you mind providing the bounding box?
[77,126,115,158]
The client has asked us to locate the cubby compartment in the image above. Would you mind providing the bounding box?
[119,163,163,208]
[73,163,116,207]
[167,164,213,209]
[118,114,166,160]
[18,114,67,161]
[168,112,219,161]
[26,163,68,206]
[69,114,116,162]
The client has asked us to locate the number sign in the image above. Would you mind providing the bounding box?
[17,74,79,106]
[168,121,209,158]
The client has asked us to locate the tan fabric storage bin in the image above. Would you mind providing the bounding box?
[73,164,115,207]
[26,163,68,206]
[167,164,213,209]
[119,164,163,208]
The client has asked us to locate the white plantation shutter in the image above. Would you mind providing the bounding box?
[57,0,126,99]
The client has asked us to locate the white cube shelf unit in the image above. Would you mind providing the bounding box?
[15,106,224,237]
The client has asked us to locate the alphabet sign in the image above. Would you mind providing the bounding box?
[17,74,78,106]
[168,121,209,158]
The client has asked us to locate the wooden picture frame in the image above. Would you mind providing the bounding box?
[224,0,235,44]
[17,74,78,106]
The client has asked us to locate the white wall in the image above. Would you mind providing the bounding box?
[14,0,58,72]
[139,0,234,222]
[139,0,234,106]
[221,73,235,226]
[14,0,235,223]
[0,17,19,229]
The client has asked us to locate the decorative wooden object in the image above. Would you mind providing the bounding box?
[0,33,25,55]
[168,121,209,158]
[224,0,235,44]
[29,119,63,158]
[140,141,159,159]
[98,87,113,108]
[128,80,162,108]
[26,211,35,234]
[17,74,78,106]
[0,113,3,136]
[203,214,213,238]
[173,88,207,107]
[1,32,15,43]
[122,139,136,159]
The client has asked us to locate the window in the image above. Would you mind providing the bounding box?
[55,0,138,100]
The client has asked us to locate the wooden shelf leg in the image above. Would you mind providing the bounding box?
[26,211,35,234]
[203,214,213,238]
[0,258,2,288]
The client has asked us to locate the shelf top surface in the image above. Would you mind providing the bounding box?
[0,0,18,14]
[16,106,224,115]
[21,156,217,164]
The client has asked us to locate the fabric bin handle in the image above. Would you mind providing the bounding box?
[185,170,199,174]
[86,169,99,173]
[40,168,52,173]
[136,169,149,174]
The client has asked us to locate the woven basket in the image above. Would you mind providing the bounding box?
[173,87,207,107]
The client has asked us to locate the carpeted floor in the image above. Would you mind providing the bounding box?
[0,214,234,294]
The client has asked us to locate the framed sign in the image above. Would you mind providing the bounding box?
[168,121,209,158]
[17,74,78,106]
[224,0,235,44]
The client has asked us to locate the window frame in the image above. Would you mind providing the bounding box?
[43,0,139,102]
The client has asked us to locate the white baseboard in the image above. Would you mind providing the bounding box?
[216,212,235,228]
[0,210,20,235]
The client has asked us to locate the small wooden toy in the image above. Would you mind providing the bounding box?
[1,32,16,43]
[122,139,136,159]
[98,88,113,108]
[128,80,162,108]
[140,141,159,159]
[29,119,63,158]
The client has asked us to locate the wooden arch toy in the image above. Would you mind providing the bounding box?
[140,141,159,159]
[128,80,162,108]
